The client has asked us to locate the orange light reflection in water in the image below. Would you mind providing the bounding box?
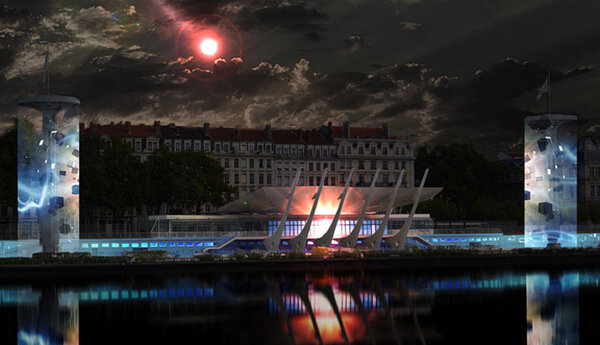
[286,288,366,344]
[289,313,365,344]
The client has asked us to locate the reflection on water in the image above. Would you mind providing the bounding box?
[17,288,78,345]
[527,272,579,345]
[1,269,597,344]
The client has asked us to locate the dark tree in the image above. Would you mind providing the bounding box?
[145,147,234,210]
[0,119,17,208]
[414,142,522,222]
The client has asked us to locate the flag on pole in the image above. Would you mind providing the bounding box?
[42,49,49,84]
[536,76,549,102]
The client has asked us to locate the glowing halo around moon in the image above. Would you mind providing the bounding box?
[174,14,243,81]
[200,38,218,56]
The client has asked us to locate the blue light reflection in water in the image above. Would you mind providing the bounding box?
[2,269,596,344]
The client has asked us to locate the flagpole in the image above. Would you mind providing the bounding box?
[47,46,50,95]
[547,71,551,115]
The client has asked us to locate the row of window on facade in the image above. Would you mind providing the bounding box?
[340,159,407,170]
[162,140,337,157]
[225,172,406,187]
[339,144,407,156]
[126,139,410,158]
[588,185,600,198]
[224,158,273,169]
[587,166,600,178]
[220,158,408,172]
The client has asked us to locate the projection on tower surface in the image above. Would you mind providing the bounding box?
[524,115,577,248]
[17,95,80,254]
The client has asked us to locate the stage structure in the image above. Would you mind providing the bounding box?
[524,114,577,247]
[313,169,355,248]
[385,168,429,248]
[363,170,405,249]
[263,168,302,252]
[289,169,328,251]
[338,169,380,248]
[17,95,80,253]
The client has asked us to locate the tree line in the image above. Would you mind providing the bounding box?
[414,142,523,222]
[1,122,598,224]
[80,132,234,215]
[0,121,233,215]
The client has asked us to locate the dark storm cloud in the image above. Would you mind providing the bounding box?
[249,3,326,30]
[327,86,369,110]
[427,58,594,154]
[303,31,322,42]
[398,21,421,31]
[167,0,327,33]
[343,35,368,52]
[1,0,598,155]
[372,90,426,118]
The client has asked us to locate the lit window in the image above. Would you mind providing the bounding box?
[111,243,119,248]
[132,243,139,248]
[81,243,89,248]
[102,243,109,248]
[91,243,99,248]
[122,243,130,248]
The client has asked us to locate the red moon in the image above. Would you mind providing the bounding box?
[199,38,218,56]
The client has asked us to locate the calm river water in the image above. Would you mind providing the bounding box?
[1,267,597,344]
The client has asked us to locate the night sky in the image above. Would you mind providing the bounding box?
[1,0,598,154]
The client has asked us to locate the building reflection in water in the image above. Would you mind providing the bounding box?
[2,269,594,344]
[270,275,431,345]
[17,286,79,345]
[527,272,579,345]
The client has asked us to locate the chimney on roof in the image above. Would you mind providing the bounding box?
[110,121,114,125]
[125,121,131,134]
[342,121,350,137]
[203,122,210,135]
[90,121,99,132]
[265,124,272,138]
[234,126,239,139]
[79,123,84,133]
[382,123,389,138]
[154,121,161,134]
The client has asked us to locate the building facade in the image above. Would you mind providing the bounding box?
[81,121,415,212]
[578,137,600,201]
